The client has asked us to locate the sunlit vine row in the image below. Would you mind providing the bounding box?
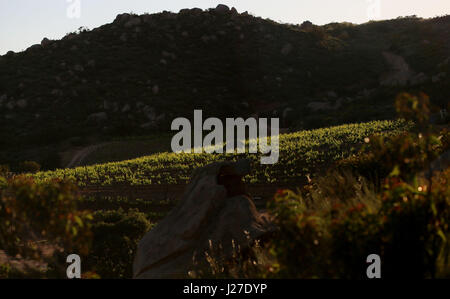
[32,120,413,186]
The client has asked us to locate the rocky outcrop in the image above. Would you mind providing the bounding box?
[16,99,27,109]
[133,160,273,279]
[87,112,108,124]
[40,38,51,47]
[0,9,449,158]
[432,72,446,83]
[215,4,230,14]
[308,99,343,112]
[380,51,416,86]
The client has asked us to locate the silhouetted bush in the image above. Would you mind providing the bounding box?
[85,208,152,278]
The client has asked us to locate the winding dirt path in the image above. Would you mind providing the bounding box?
[66,143,110,168]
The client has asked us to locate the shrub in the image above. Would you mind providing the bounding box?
[267,189,333,278]
[0,165,9,176]
[0,176,93,278]
[377,172,450,278]
[84,208,152,278]
[188,234,273,279]
[265,166,449,278]
[263,93,450,279]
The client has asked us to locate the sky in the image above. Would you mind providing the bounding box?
[0,0,449,55]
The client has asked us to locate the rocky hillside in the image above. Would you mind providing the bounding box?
[0,5,449,168]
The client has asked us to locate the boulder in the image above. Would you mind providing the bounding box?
[27,44,41,51]
[281,43,293,55]
[179,8,203,15]
[308,100,342,112]
[140,122,156,129]
[114,13,131,24]
[161,50,171,58]
[143,106,156,121]
[215,4,230,14]
[201,35,210,43]
[156,113,166,122]
[73,64,84,72]
[300,21,314,30]
[16,99,27,109]
[51,89,63,96]
[432,72,446,83]
[87,112,108,124]
[133,160,273,279]
[6,101,15,110]
[124,16,142,28]
[410,72,428,85]
[103,100,110,110]
[112,102,119,112]
[122,104,131,113]
[63,33,76,41]
[380,51,415,86]
[160,11,176,20]
[87,59,96,68]
[41,38,51,47]
[327,91,338,98]
[179,8,190,14]
[438,57,450,67]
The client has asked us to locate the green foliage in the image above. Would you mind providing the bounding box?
[0,165,9,177]
[84,209,152,278]
[336,92,446,188]
[265,167,449,278]
[329,172,449,279]
[376,173,449,278]
[0,176,93,277]
[32,120,412,186]
[0,176,7,190]
[267,189,333,278]
[395,92,431,129]
[189,235,273,279]
[263,93,450,279]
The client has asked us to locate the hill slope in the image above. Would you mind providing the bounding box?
[0,7,449,168]
[32,119,412,186]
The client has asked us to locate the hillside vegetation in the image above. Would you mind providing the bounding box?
[0,8,449,169]
[32,119,412,186]
[2,93,448,279]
